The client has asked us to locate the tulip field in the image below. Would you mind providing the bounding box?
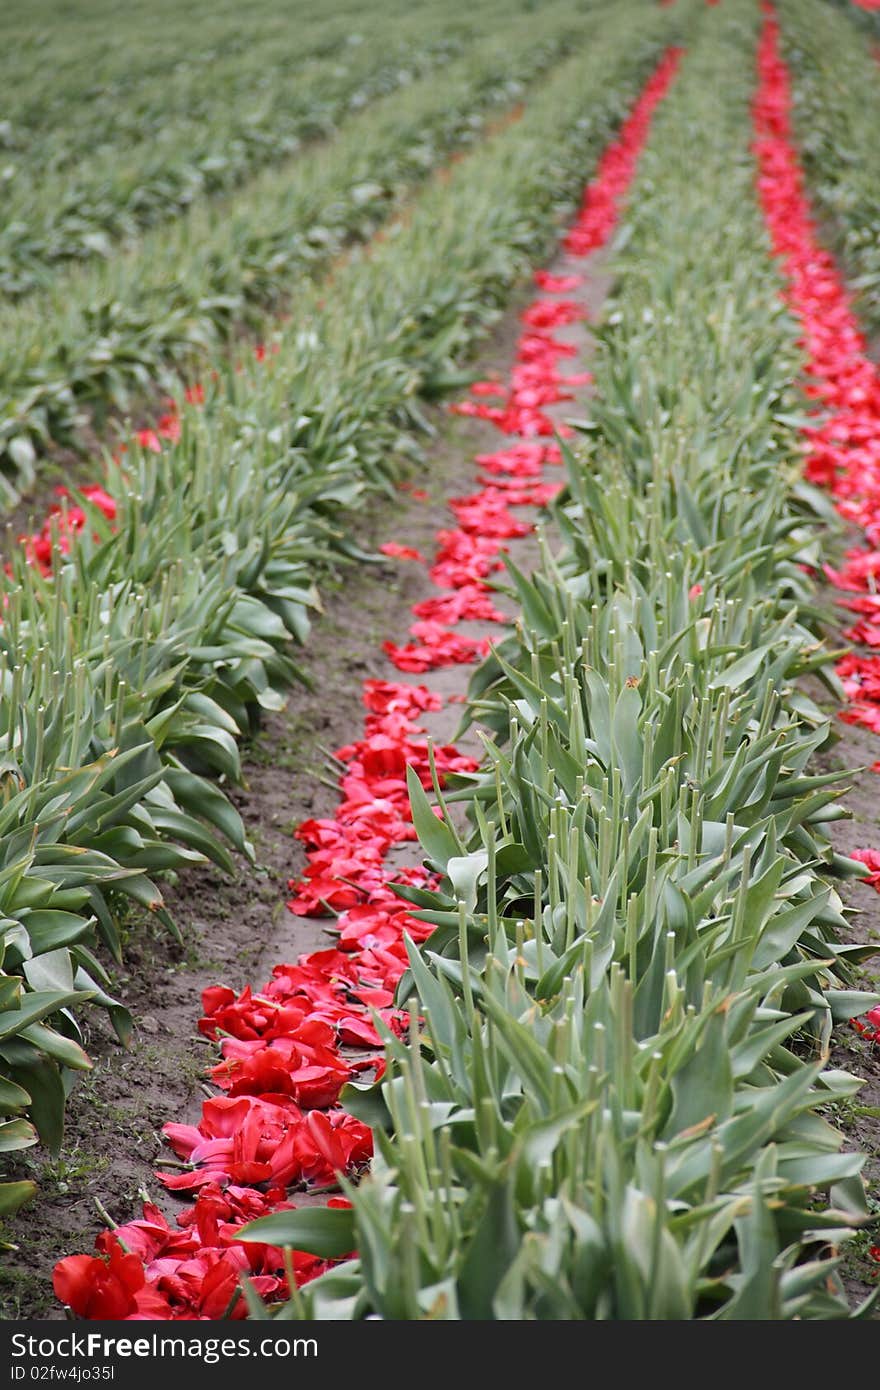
[2,0,880,1327]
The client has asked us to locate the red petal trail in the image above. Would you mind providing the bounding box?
[752,3,880,1043]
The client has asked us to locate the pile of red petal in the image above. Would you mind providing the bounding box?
[16,357,270,575]
[52,51,682,1320]
[446,51,682,444]
[383,623,491,674]
[52,1188,353,1320]
[15,386,208,574]
[51,677,461,1319]
[563,46,683,257]
[753,6,880,1044]
[17,485,117,575]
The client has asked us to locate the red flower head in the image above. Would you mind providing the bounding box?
[54,1237,170,1320]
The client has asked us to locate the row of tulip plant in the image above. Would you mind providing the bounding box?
[838,0,880,26]
[0,0,575,301]
[0,2,694,1226]
[0,0,597,493]
[231,0,878,1319]
[811,0,880,21]
[0,5,467,298]
[775,0,880,338]
[2,0,418,139]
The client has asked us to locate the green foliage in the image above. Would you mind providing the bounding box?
[811,0,880,41]
[0,3,468,297]
[0,1,605,492]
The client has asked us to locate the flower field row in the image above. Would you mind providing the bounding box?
[2,0,396,136]
[818,0,880,20]
[240,0,877,1318]
[0,0,599,494]
[0,3,696,1229]
[0,0,556,300]
[0,11,460,298]
[845,0,880,21]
